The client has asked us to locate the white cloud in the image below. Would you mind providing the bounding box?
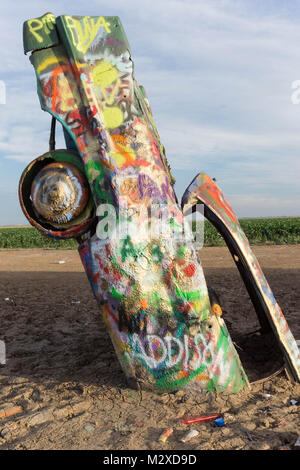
[1,0,300,222]
[229,194,300,217]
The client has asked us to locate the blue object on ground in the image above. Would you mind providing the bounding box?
[214,417,225,427]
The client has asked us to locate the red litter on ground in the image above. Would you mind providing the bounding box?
[180,414,222,425]
[273,421,286,428]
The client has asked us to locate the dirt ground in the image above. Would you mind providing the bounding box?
[0,245,299,450]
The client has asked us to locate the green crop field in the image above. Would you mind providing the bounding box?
[200,217,300,246]
[0,217,300,249]
[0,227,77,249]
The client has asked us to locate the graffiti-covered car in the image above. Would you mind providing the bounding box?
[19,13,300,393]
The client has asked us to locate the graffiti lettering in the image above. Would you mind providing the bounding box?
[130,332,224,373]
[28,13,55,43]
[90,34,126,55]
[65,16,111,54]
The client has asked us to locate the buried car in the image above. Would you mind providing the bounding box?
[19,13,300,393]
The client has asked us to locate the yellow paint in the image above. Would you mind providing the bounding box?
[103,107,124,129]
[92,62,122,106]
[65,16,77,46]
[42,13,56,34]
[101,305,130,354]
[192,298,207,313]
[57,75,78,112]
[37,56,66,75]
[110,152,126,167]
[92,62,118,88]
[28,13,55,43]
[101,79,122,105]
[65,15,111,54]
[110,134,137,168]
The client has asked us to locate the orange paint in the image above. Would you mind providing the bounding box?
[140,298,148,310]
[0,406,22,419]
[111,134,149,169]
[183,263,195,278]
[196,374,209,381]
[212,304,222,316]
[178,370,190,379]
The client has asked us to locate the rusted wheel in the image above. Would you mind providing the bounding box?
[31,162,90,227]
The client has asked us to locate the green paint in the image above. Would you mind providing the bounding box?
[233,362,241,393]
[121,236,136,262]
[175,287,203,301]
[56,15,131,63]
[151,243,163,263]
[215,327,231,371]
[177,323,185,337]
[216,326,228,353]
[206,375,220,392]
[170,218,181,232]
[221,357,240,393]
[149,291,162,310]
[155,365,207,391]
[86,160,112,203]
[201,308,208,323]
[23,12,58,53]
[111,256,133,279]
[110,286,125,300]
[176,245,186,259]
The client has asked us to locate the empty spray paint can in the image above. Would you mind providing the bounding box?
[159,428,173,443]
[180,429,199,443]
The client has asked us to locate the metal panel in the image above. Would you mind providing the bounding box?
[182,173,300,382]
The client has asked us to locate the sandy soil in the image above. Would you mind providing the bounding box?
[0,245,299,450]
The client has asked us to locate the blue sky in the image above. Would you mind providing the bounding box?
[1,0,300,225]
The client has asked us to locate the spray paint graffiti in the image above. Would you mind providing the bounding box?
[182,173,300,381]
[27,13,56,43]
[21,13,299,393]
[65,16,111,53]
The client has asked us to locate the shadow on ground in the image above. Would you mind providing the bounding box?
[0,267,299,387]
